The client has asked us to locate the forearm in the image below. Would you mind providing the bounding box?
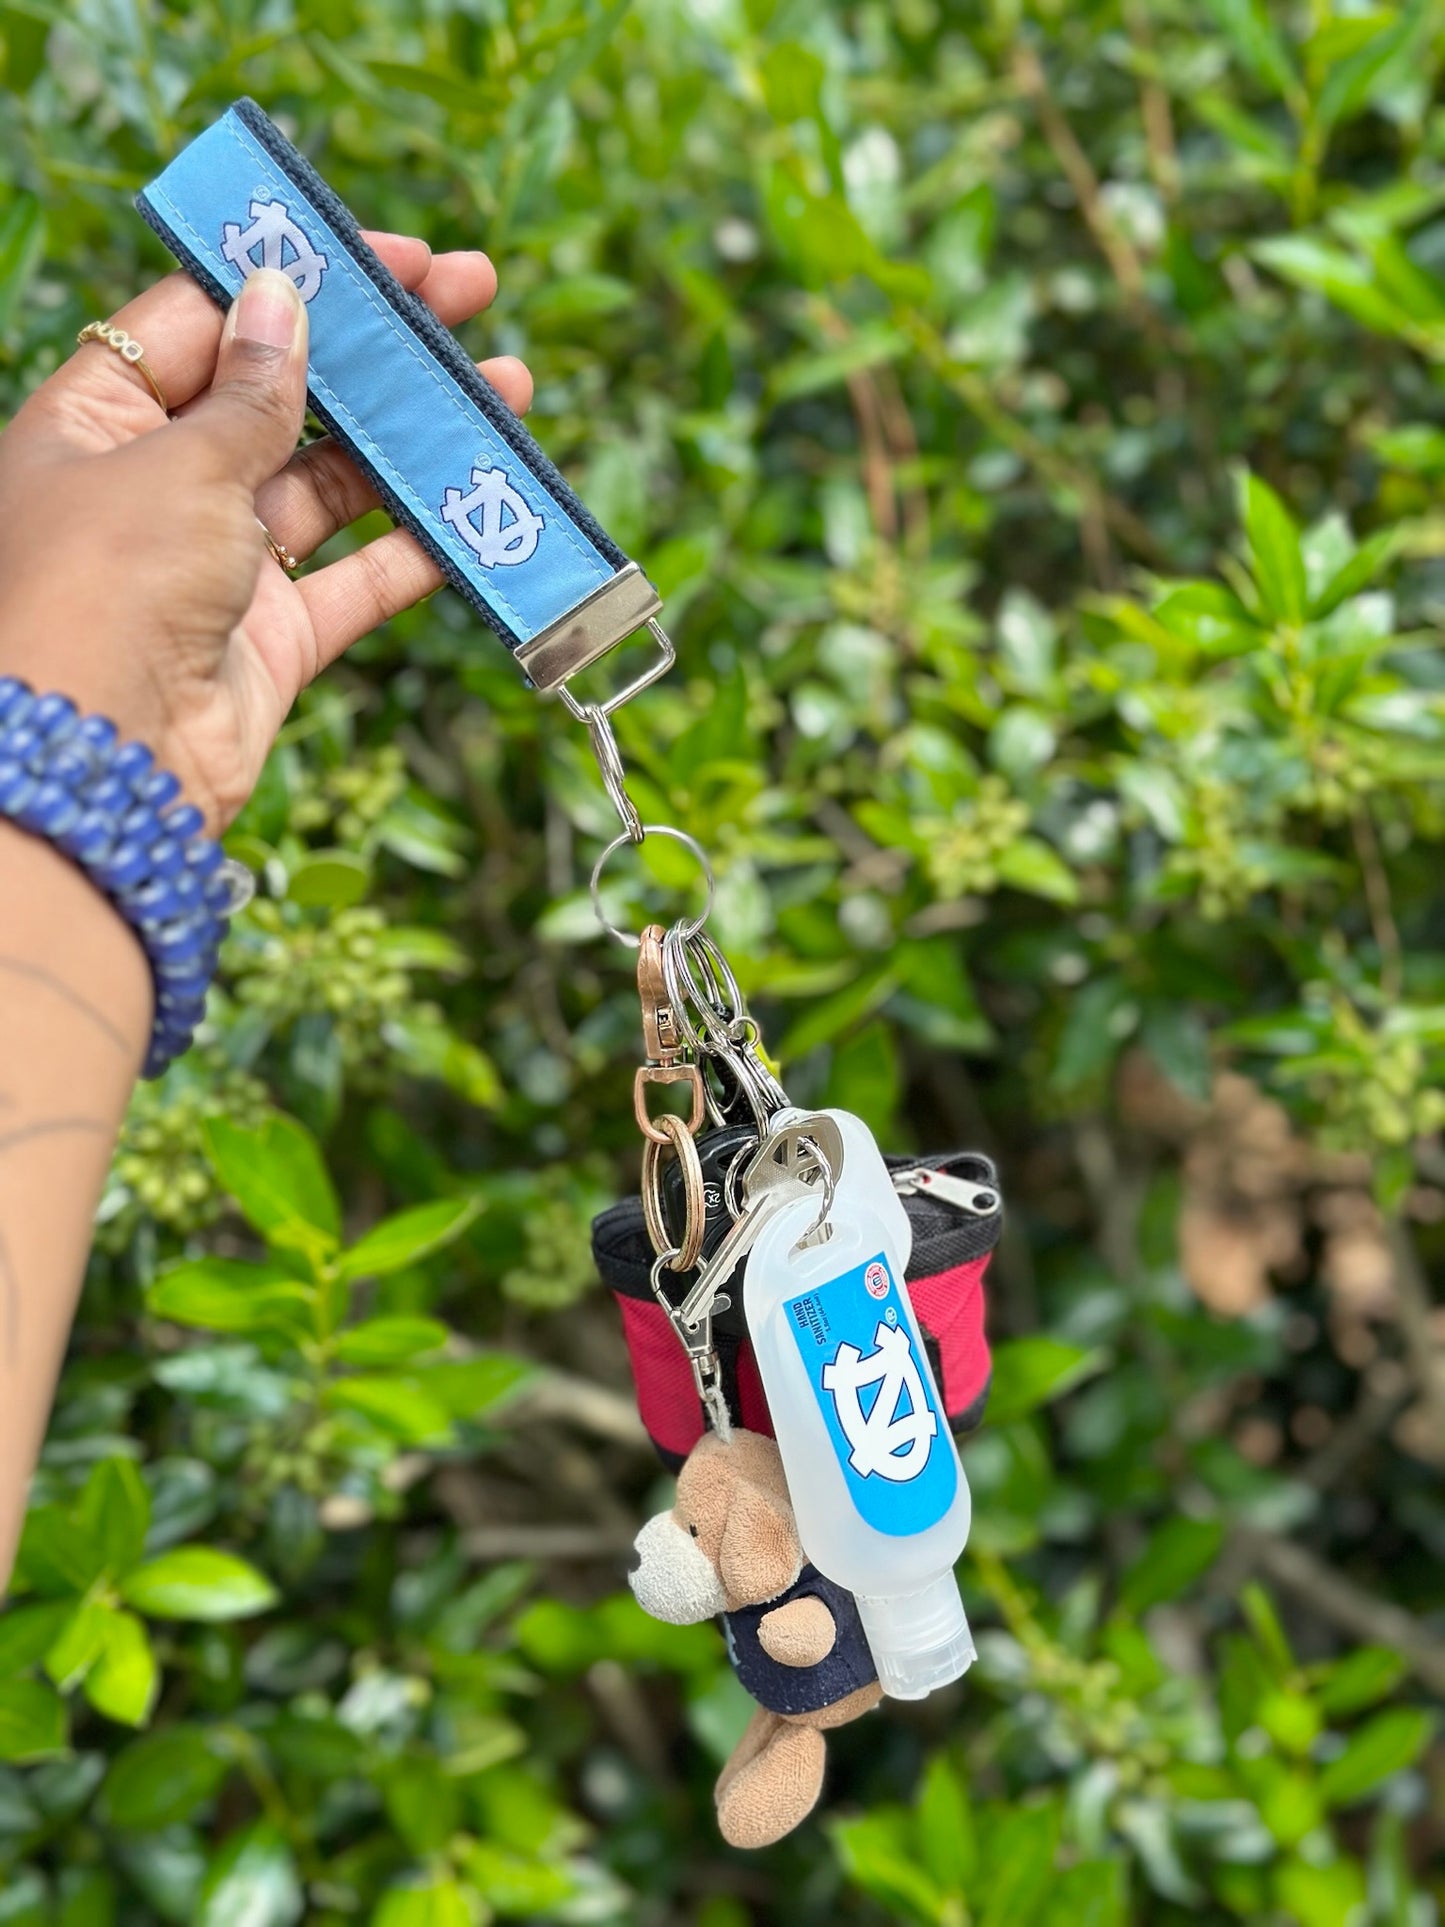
[0,821,151,1586]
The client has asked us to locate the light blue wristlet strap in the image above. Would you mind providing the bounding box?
[137,98,666,705]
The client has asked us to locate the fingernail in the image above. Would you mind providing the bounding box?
[234,268,301,348]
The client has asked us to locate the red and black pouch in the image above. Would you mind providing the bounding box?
[592,1135,1001,1470]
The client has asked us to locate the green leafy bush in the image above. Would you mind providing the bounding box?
[2,1,1443,1922]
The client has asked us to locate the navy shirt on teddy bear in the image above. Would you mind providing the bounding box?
[722,1565,878,1716]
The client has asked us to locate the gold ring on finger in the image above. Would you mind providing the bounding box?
[76,320,169,413]
[641,1113,707,1273]
[256,518,300,574]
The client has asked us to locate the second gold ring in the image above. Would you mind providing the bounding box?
[256,518,299,574]
[641,1112,707,1274]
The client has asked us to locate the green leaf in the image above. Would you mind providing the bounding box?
[995,836,1079,904]
[43,1601,111,1690]
[204,1114,341,1250]
[1140,1003,1212,1102]
[1119,1517,1224,1613]
[148,1260,315,1339]
[331,1316,450,1365]
[286,849,371,908]
[365,58,499,117]
[1254,236,1417,340]
[464,1841,574,1913]
[104,1724,228,1829]
[777,959,899,1061]
[987,1338,1108,1426]
[0,1680,66,1762]
[979,1798,1064,1927]
[1240,470,1307,624]
[385,1012,503,1107]
[1318,1708,1435,1806]
[990,707,1057,782]
[84,1612,158,1727]
[830,1807,947,1924]
[526,272,635,325]
[417,1354,534,1419]
[13,1504,102,1598]
[1308,527,1396,619]
[1316,7,1421,133]
[1314,1645,1407,1716]
[198,1820,302,1927]
[372,1878,475,1927]
[379,1755,462,1856]
[1038,1859,1129,1927]
[325,1375,455,1444]
[0,1601,73,1678]
[1274,1856,1368,1927]
[916,1752,975,1894]
[997,589,1057,695]
[120,1548,278,1623]
[78,1458,151,1578]
[1203,0,1299,97]
[1242,1583,1295,1675]
[0,191,44,338]
[337,1195,481,1281]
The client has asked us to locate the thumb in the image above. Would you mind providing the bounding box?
[181,268,309,491]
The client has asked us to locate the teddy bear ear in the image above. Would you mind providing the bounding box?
[718,1480,802,1607]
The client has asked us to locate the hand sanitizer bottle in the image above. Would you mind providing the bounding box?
[745,1109,975,1700]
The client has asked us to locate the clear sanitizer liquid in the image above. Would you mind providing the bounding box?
[745,1109,975,1700]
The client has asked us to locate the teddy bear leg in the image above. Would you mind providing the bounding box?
[716,1717,826,1850]
[716,1707,784,1802]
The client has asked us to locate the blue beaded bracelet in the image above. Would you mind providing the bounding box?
[0,676,251,1078]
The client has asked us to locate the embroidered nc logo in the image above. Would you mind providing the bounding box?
[440,462,546,569]
[822,1320,938,1482]
[221,198,330,303]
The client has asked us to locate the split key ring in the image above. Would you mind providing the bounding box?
[641,1111,708,1274]
[590,825,716,949]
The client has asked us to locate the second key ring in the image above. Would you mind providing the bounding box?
[590,826,716,949]
[641,1111,708,1273]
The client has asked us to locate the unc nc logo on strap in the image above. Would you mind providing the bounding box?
[822,1321,938,1482]
[440,462,546,569]
[221,198,329,303]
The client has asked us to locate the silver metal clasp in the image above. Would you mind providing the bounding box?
[556,614,675,845]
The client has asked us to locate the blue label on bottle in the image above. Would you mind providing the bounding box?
[786,1252,957,1537]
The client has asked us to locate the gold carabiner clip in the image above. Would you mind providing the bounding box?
[633,923,706,1143]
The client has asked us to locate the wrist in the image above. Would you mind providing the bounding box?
[0,632,177,769]
[0,678,247,1077]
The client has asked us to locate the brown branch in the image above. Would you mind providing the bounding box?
[1127,4,1180,205]
[460,1523,637,1560]
[904,313,1172,572]
[1383,1217,1445,1415]
[1351,808,1403,1003]
[872,363,932,563]
[1233,1527,1445,1699]
[508,1370,649,1447]
[1011,42,1152,318]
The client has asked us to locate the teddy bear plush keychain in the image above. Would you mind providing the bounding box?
[592,923,1003,1847]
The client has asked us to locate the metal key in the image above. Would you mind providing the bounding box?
[673,1111,846,1337]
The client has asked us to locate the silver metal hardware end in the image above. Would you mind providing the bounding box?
[515,563,664,693]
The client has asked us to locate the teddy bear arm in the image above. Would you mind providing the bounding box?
[757,1595,837,1667]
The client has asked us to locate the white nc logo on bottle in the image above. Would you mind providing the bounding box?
[221,198,329,303]
[440,463,546,568]
[822,1320,938,1481]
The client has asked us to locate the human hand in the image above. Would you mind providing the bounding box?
[0,236,533,831]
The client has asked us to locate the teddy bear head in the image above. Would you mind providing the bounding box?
[628,1428,804,1623]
